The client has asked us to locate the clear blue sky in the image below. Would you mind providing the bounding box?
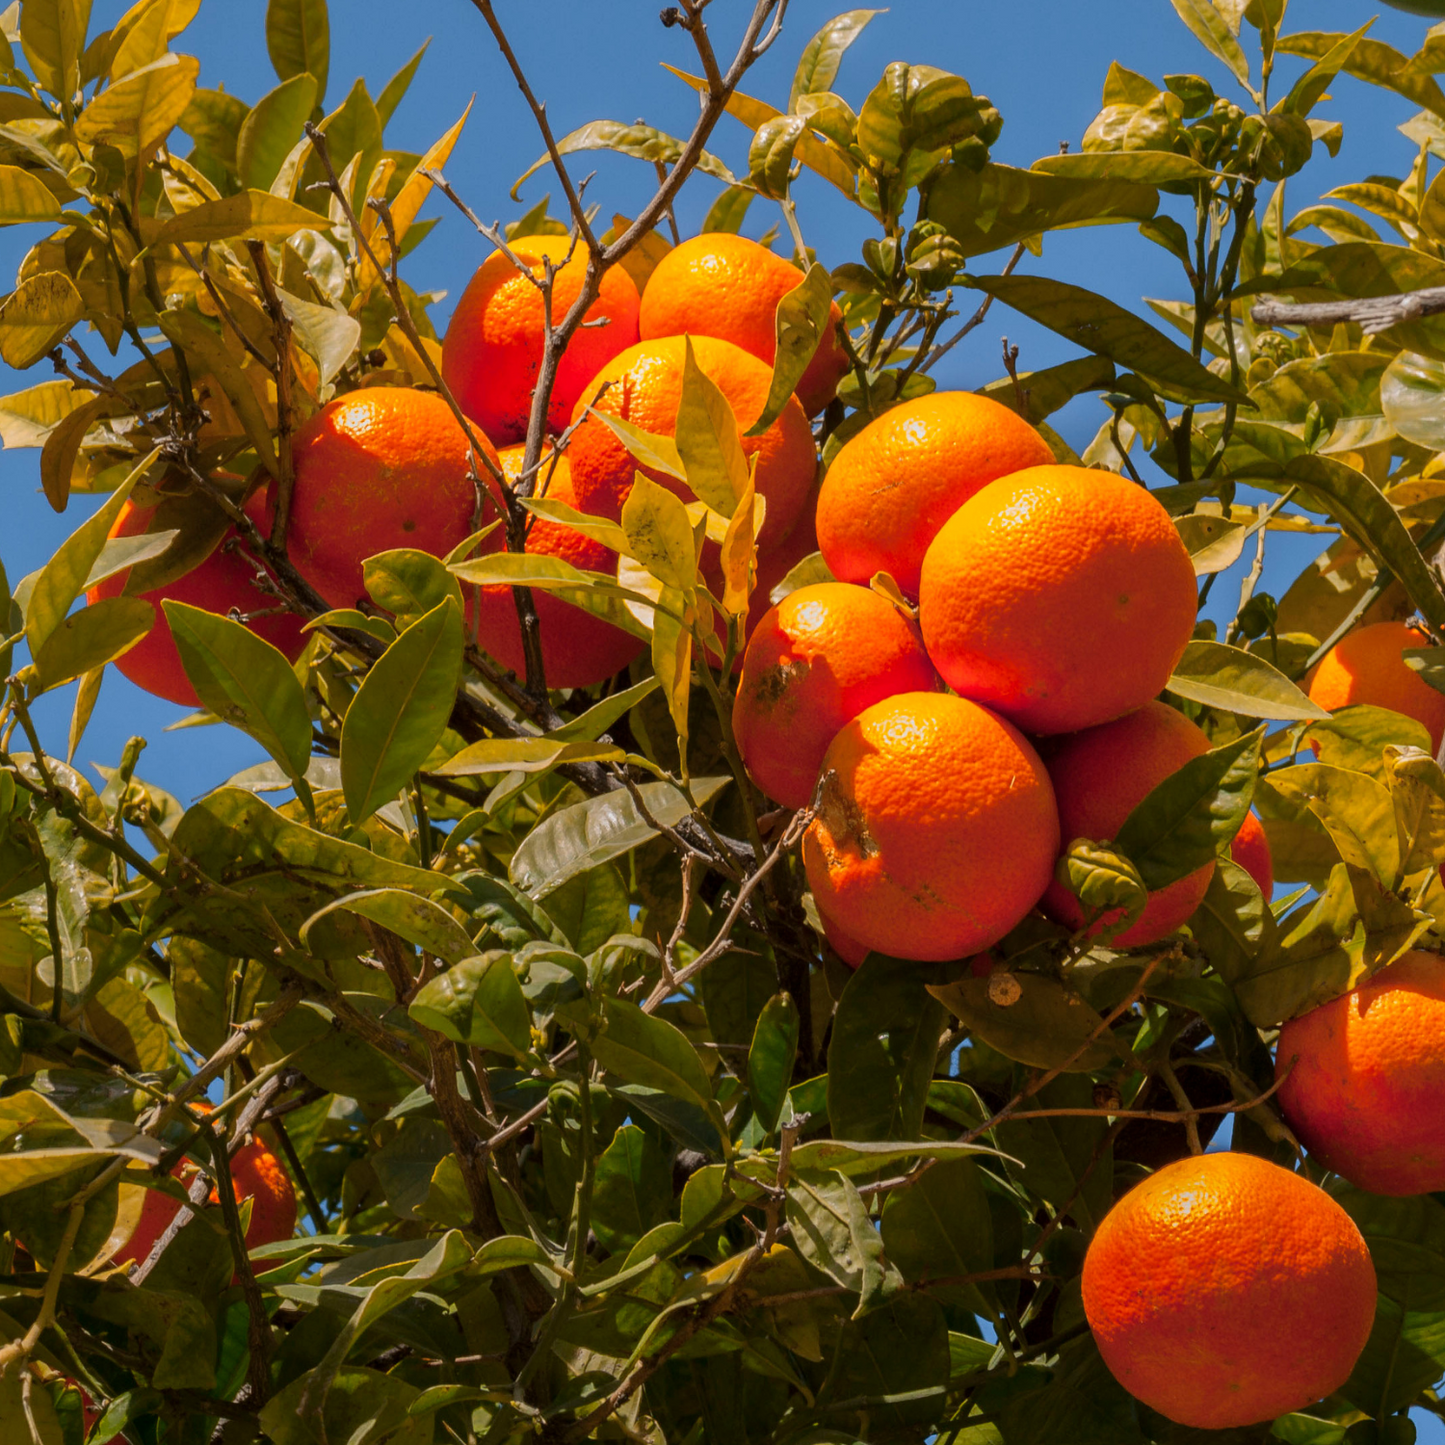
[4,5,1443,1434]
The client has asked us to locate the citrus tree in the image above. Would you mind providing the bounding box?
[5,0,1445,1441]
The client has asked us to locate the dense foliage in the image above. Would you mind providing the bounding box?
[4,0,1445,1442]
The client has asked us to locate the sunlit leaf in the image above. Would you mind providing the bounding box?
[1167,639,1329,720]
[265,0,328,102]
[0,271,83,370]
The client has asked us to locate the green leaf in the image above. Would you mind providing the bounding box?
[265,0,328,102]
[1166,639,1329,720]
[1193,857,1279,995]
[928,970,1118,1072]
[748,263,833,438]
[651,594,692,761]
[237,72,319,191]
[163,600,312,783]
[820,1294,951,1427]
[828,954,947,1142]
[785,1168,902,1316]
[622,473,698,591]
[1343,1294,1445,1418]
[996,1075,1114,1232]
[1382,350,1445,450]
[880,1158,994,1313]
[1278,32,1445,119]
[299,1232,471,1430]
[32,595,151,689]
[407,952,532,1058]
[967,273,1249,404]
[276,285,360,386]
[1055,839,1149,935]
[0,163,59,222]
[302,888,475,967]
[1032,150,1222,184]
[923,163,1159,261]
[362,547,462,627]
[153,188,332,246]
[789,9,881,111]
[747,992,798,1135]
[975,354,1117,424]
[1308,705,1433,780]
[701,184,754,234]
[1171,0,1251,89]
[512,119,733,199]
[509,775,730,897]
[0,271,82,370]
[435,737,624,778]
[592,997,716,1119]
[1285,453,1445,632]
[857,62,994,171]
[591,1123,670,1254]
[1279,24,1367,117]
[340,597,463,826]
[1267,762,1401,886]
[264,1370,431,1445]
[74,51,198,155]
[1115,726,1264,892]
[748,113,806,200]
[675,334,750,512]
[376,38,427,128]
[1384,745,1445,881]
[25,466,144,659]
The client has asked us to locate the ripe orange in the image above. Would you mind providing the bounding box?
[918,465,1198,735]
[638,233,848,415]
[1307,620,1445,750]
[1231,810,1273,897]
[113,1115,297,1268]
[283,387,500,609]
[564,335,816,540]
[1082,1152,1376,1429]
[816,392,1054,600]
[470,445,644,689]
[733,583,938,809]
[1040,701,1215,947]
[1276,949,1445,1195]
[817,903,869,969]
[442,236,641,444]
[87,494,305,709]
[802,692,1059,962]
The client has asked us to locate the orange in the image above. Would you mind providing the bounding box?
[442,236,641,444]
[1040,701,1215,947]
[564,335,816,540]
[733,583,937,809]
[1231,810,1273,897]
[1307,620,1445,750]
[1276,949,1445,1195]
[816,392,1054,600]
[802,692,1059,962]
[87,494,305,709]
[918,465,1198,734]
[1082,1152,1376,1429]
[282,387,500,609]
[470,445,645,689]
[638,233,848,415]
[817,904,869,969]
[113,1113,297,1268]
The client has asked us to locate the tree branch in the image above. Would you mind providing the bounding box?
[1250,285,1445,334]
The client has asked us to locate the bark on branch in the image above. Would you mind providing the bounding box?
[1250,285,1445,334]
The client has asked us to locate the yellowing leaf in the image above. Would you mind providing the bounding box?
[359,98,471,288]
[151,189,325,246]
[0,271,83,369]
[720,478,758,618]
[75,51,199,156]
[622,473,697,591]
[675,335,749,515]
[0,163,60,222]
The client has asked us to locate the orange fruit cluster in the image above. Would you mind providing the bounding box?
[734,391,1203,965]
